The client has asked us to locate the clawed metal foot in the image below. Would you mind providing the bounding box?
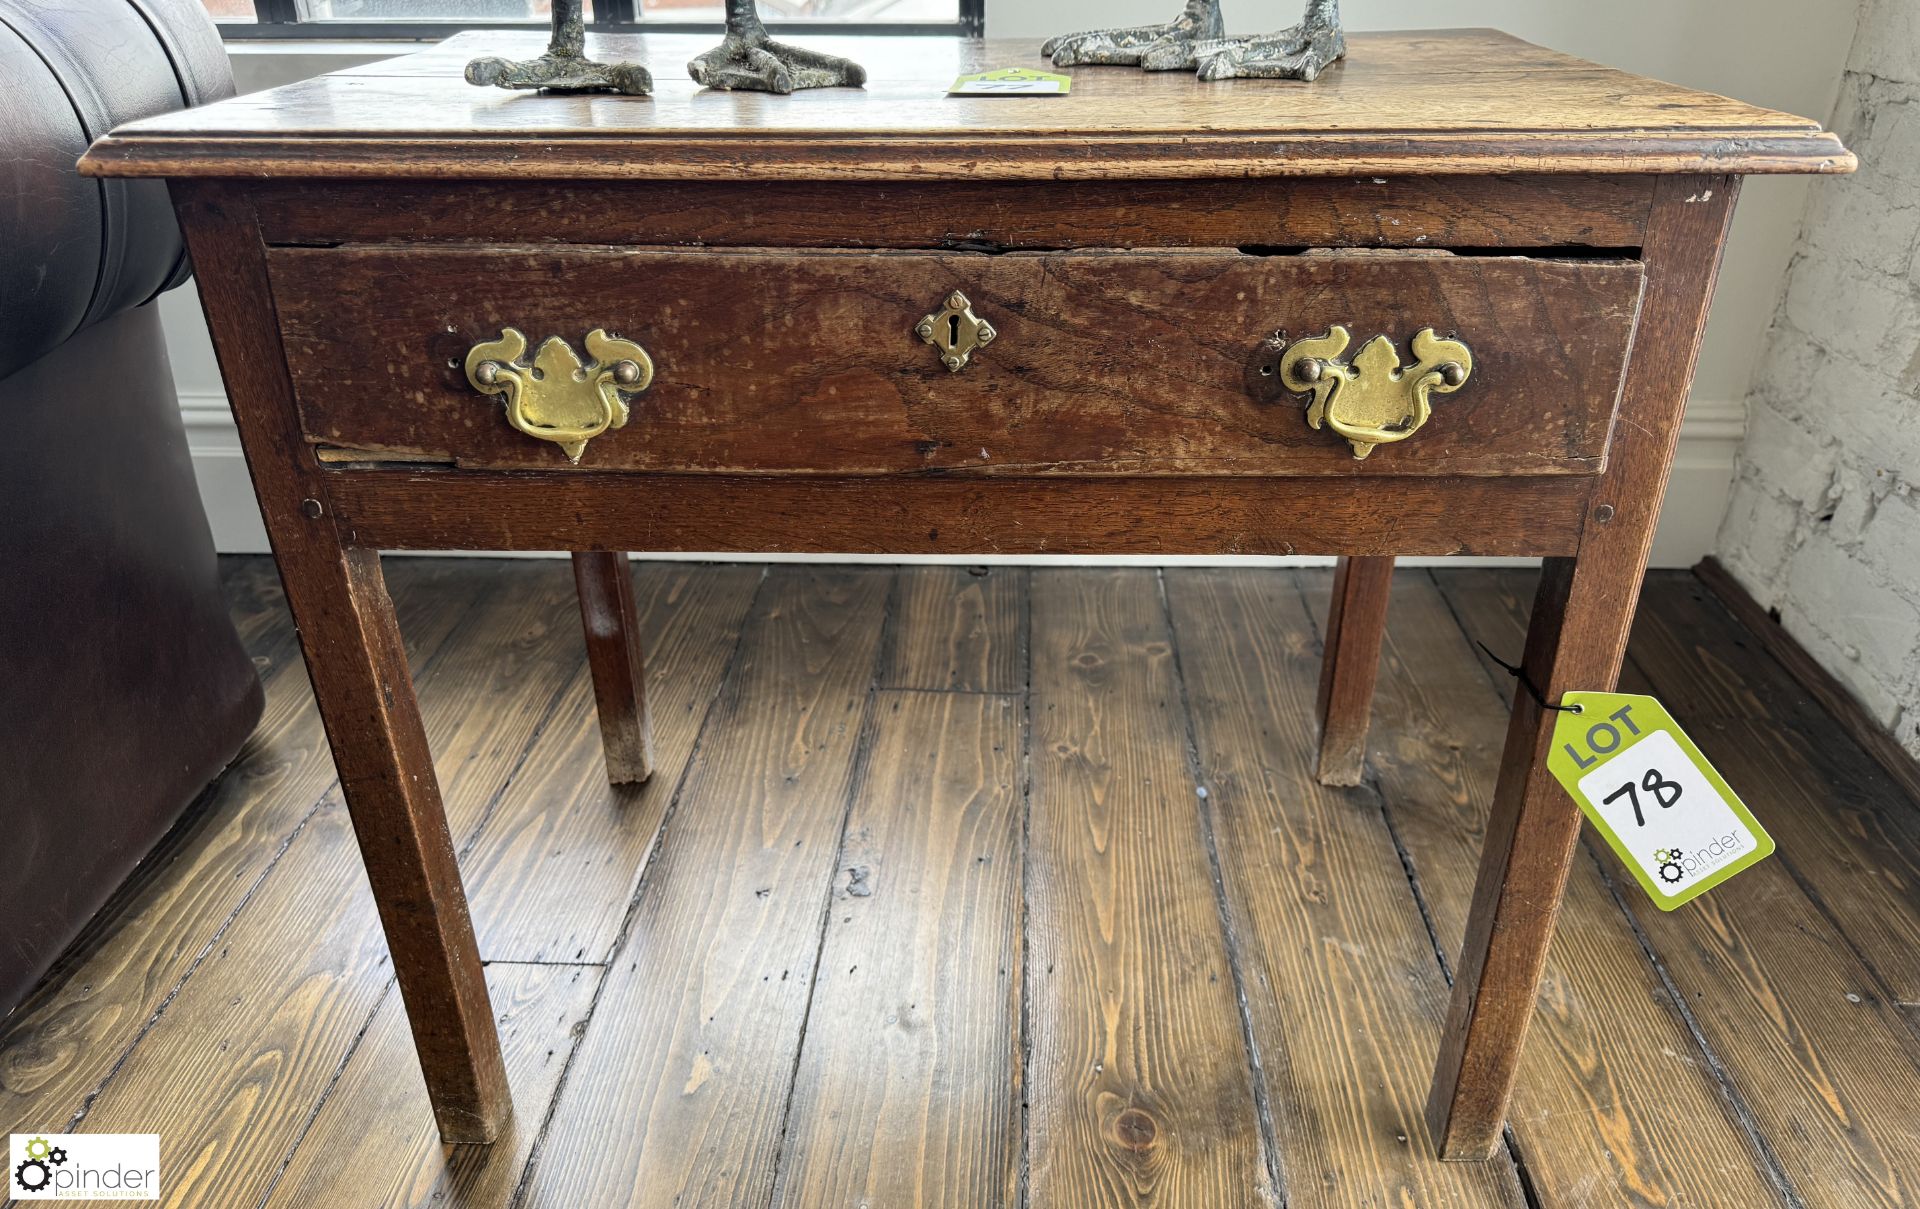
[466,51,653,95]
[1041,0,1225,71]
[690,0,865,93]
[1195,18,1345,81]
[465,0,651,94]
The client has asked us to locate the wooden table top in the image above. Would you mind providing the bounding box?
[81,30,1852,181]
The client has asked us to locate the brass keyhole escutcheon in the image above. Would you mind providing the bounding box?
[1274,326,1472,459]
[464,327,653,463]
[915,290,997,372]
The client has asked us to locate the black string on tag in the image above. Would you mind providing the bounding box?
[1475,642,1584,714]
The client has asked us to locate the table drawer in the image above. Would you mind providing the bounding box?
[268,246,1644,477]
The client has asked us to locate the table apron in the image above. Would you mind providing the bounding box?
[315,468,1593,557]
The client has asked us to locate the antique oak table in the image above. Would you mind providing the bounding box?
[82,31,1850,1161]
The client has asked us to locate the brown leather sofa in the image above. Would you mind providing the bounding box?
[0,0,261,1015]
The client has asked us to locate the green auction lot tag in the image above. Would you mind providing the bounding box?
[949,67,1073,95]
[1549,692,1773,910]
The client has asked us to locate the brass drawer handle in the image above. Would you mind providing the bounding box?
[1277,326,1471,459]
[464,328,653,463]
[915,290,997,372]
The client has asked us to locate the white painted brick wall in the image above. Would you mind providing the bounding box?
[1715,10,1920,760]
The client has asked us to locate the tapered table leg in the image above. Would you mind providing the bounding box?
[175,187,512,1144]
[294,548,513,1143]
[1425,557,1602,1157]
[571,551,655,784]
[1316,555,1394,786]
[1426,174,1740,1159]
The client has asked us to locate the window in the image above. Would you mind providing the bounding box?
[219,0,981,40]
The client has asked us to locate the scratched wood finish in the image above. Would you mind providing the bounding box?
[323,470,1592,558]
[83,24,1855,1176]
[78,33,1852,181]
[248,176,1656,250]
[775,690,1024,1209]
[1164,568,1529,1207]
[521,568,891,1208]
[571,551,656,784]
[1025,568,1268,1206]
[271,247,1645,478]
[175,182,516,1142]
[1314,555,1395,786]
[1382,569,1790,1208]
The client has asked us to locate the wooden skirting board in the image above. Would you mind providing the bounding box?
[1694,556,1920,809]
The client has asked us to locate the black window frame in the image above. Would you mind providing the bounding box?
[228,0,982,39]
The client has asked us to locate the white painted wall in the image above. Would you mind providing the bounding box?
[168,3,1862,560]
[1714,0,1920,758]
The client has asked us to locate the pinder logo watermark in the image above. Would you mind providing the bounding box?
[10,1134,159,1201]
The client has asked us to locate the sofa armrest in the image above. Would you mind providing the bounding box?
[0,0,233,381]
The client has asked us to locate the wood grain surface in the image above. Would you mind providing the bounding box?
[1165,568,1528,1207]
[175,183,516,1142]
[321,468,1592,558]
[522,568,890,1208]
[248,176,1656,251]
[1313,556,1394,786]
[271,246,1645,478]
[261,963,599,1209]
[1627,575,1920,1008]
[1025,569,1268,1207]
[881,565,1027,693]
[8,561,1918,1208]
[1443,566,1920,1209]
[571,551,656,784]
[1426,176,1739,1158]
[79,33,1851,180]
[460,563,761,963]
[60,569,599,1203]
[774,690,1024,1208]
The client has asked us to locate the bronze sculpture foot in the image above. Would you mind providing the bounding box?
[1041,0,1226,71]
[1194,0,1345,81]
[466,51,653,95]
[465,0,651,94]
[689,0,865,93]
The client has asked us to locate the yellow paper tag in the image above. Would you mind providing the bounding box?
[1548,693,1773,910]
[949,67,1072,95]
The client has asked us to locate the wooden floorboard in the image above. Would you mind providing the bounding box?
[1393,569,1789,1208]
[881,565,1028,694]
[0,559,488,1140]
[773,567,1028,1208]
[58,563,601,1208]
[1024,568,1269,1208]
[8,558,1920,1209]
[521,567,892,1209]
[773,690,1026,1209]
[460,563,764,963]
[1164,568,1527,1208]
[1442,567,1920,1209]
[1630,576,1920,1009]
[260,961,599,1209]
